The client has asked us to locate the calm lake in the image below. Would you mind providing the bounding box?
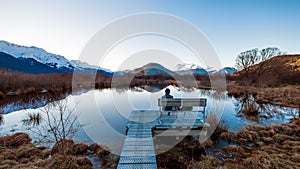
[0,86,298,152]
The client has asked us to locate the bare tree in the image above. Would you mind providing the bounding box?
[260,47,283,61]
[23,98,80,155]
[235,48,259,83]
[254,47,284,84]
[235,48,259,70]
[235,47,284,84]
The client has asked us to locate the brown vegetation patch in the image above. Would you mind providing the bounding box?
[46,154,93,169]
[206,113,229,140]
[0,133,50,169]
[220,132,237,142]
[0,133,31,148]
[228,84,300,108]
[156,136,206,169]
[88,143,101,152]
[0,91,5,100]
[0,113,3,125]
[73,143,89,155]
[0,133,118,168]
[207,118,300,168]
[51,139,75,155]
[231,54,300,86]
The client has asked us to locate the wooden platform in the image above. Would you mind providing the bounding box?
[117,110,208,169]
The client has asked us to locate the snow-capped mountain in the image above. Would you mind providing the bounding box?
[175,63,208,75]
[175,63,202,71]
[0,40,236,76]
[0,40,75,70]
[134,63,176,76]
[70,59,111,72]
[175,63,236,75]
[217,67,237,74]
[114,63,237,76]
[0,52,59,74]
[0,40,111,74]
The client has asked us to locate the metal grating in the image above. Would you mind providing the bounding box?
[119,156,156,164]
[117,163,157,169]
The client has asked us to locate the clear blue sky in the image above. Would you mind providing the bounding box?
[0,0,299,69]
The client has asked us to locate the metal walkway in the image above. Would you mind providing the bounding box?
[117,110,208,169]
[117,110,159,169]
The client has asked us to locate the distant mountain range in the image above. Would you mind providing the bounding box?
[0,40,237,75]
[124,63,237,76]
[0,40,112,75]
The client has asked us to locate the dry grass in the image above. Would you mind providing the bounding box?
[210,118,300,168]
[227,84,300,108]
[0,133,117,169]
[0,113,3,125]
[0,69,112,99]
[22,112,42,126]
[206,112,229,140]
[0,133,31,148]
[46,154,93,169]
[231,54,300,86]
[0,91,5,100]
[155,136,206,169]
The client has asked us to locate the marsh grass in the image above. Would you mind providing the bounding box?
[22,112,42,126]
[155,136,206,169]
[242,103,259,116]
[0,112,3,125]
[206,112,229,139]
[214,118,300,168]
[0,91,5,100]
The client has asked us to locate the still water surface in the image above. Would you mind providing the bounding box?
[1,86,297,150]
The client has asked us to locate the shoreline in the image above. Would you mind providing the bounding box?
[2,117,298,168]
[0,133,117,169]
[1,83,300,113]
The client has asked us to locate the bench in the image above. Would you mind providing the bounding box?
[158,98,207,120]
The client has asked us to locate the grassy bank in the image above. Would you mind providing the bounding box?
[203,118,300,168]
[155,118,300,169]
[227,83,300,108]
[0,133,117,169]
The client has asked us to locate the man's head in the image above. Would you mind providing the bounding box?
[165,88,170,94]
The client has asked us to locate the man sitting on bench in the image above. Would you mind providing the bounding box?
[162,88,174,115]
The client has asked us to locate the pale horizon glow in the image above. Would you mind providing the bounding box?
[99,35,206,71]
[0,0,299,70]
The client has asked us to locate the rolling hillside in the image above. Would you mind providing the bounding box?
[234,54,300,86]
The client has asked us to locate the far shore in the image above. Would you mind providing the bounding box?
[1,78,300,112]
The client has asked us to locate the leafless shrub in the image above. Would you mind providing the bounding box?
[23,98,80,155]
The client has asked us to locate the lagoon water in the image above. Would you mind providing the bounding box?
[0,86,297,152]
